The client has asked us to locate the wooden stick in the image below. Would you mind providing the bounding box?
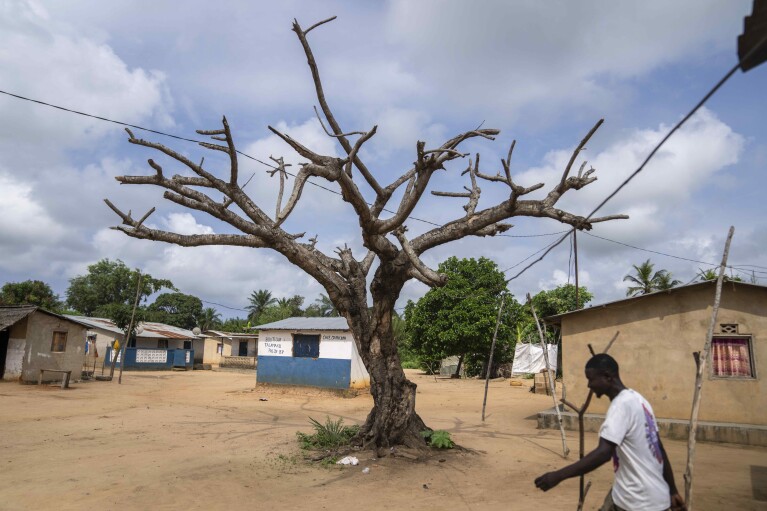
[561,330,619,509]
[684,226,734,510]
[528,293,569,457]
[115,272,143,384]
[482,294,506,422]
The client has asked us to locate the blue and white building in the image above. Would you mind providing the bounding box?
[256,317,369,389]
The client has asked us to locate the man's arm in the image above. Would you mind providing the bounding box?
[534,437,615,491]
[659,437,686,511]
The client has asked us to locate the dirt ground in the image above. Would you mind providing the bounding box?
[0,369,764,511]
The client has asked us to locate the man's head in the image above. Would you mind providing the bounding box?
[585,353,621,398]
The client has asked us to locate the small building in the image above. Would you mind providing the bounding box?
[256,317,369,389]
[1,306,89,383]
[542,280,767,446]
[65,316,196,371]
[199,330,258,368]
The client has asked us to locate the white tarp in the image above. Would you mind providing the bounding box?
[511,343,558,375]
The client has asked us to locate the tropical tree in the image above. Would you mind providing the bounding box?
[655,271,682,290]
[197,307,222,331]
[245,289,276,323]
[0,280,62,311]
[623,259,677,296]
[104,17,626,448]
[405,257,514,378]
[146,292,203,329]
[697,267,742,282]
[315,294,339,317]
[66,259,174,316]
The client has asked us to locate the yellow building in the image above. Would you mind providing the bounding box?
[543,281,766,446]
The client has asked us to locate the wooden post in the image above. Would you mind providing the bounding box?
[573,228,580,309]
[108,272,142,383]
[561,330,620,510]
[482,294,506,422]
[528,293,569,458]
[684,226,734,510]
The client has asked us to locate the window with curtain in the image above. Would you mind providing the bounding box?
[712,337,754,378]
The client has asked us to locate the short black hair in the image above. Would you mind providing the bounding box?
[585,353,619,376]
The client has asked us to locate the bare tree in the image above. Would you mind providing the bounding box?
[105,17,627,450]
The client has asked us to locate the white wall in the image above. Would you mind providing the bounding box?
[258,331,291,357]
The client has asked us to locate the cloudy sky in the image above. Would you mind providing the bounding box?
[1,0,765,318]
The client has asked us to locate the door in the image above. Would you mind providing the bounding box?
[293,334,320,358]
[238,341,248,356]
[0,329,9,380]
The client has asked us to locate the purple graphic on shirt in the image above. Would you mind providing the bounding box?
[643,403,663,464]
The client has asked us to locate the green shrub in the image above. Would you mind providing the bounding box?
[296,416,359,450]
[420,429,455,449]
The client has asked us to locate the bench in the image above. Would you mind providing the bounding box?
[38,369,72,389]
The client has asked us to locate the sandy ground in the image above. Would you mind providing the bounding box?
[0,369,764,511]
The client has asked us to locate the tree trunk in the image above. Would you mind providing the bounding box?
[453,354,464,379]
[343,263,429,450]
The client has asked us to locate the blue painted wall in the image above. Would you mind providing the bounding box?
[105,347,194,370]
[257,356,351,389]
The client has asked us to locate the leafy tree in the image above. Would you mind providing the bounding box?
[221,317,250,333]
[513,283,594,344]
[104,17,625,448]
[257,296,305,325]
[197,307,222,331]
[0,280,62,311]
[98,303,145,341]
[246,289,276,323]
[66,259,175,316]
[623,259,677,296]
[146,292,203,329]
[405,257,513,377]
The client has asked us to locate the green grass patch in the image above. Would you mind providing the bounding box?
[296,416,360,451]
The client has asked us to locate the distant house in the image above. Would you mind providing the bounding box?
[1,306,89,383]
[256,317,369,389]
[65,316,197,371]
[199,330,258,367]
[542,281,767,446]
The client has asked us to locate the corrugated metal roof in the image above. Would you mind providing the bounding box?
[0,305,37,330]
[63,316,197,339]
[255,317,350,331]
[544,280,767,323]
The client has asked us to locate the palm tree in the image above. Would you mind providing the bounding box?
[197,307,222,331]
[655,271,681,291]
[697,267,742,282]
[246,289,276,323]
[314,294,339,317]
[623,259,677,296]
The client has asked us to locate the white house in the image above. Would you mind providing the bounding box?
[256,317,369,389]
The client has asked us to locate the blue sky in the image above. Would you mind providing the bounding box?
[1,0,765,318]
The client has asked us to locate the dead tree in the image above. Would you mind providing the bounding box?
[104,16,627,450]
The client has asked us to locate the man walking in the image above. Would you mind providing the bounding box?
[534,354,686,511]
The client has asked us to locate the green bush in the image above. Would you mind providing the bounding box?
[296,416,359,450]
[420,429,455,449]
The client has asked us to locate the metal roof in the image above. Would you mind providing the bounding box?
[544,280,767,324]
[2,306,92,331]
[64,316,197,339]
[203,330,258,339]
[255,317,350,331]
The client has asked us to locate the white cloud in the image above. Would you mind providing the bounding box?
[0,0,172,157]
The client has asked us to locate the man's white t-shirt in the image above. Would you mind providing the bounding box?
[599,389,670,511]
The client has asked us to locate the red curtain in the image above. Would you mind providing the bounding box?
[712,338,752,377]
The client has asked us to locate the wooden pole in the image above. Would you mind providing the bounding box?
[561,330,620,509]
[118,272,143,384]
[684,226,734,510]
[528,294,569,457]
[573,228,580,309]
[482,294,506,422]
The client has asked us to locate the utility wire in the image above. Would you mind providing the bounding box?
[0,88,569,239]
[506,37,767,283]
